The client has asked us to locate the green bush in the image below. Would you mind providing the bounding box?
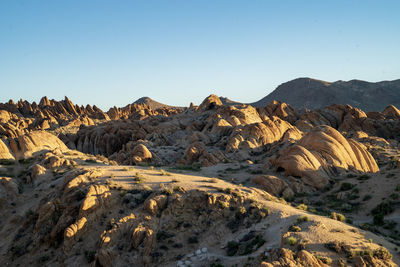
[287,236,297,246]
[297,215,310,223]
[331,212,346,222]
[289,225,301,232]
[227,241,239,256]
[372,202,393,217]
[373,247,392,260]
[296,204,308,211]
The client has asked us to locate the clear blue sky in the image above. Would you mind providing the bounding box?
[1,0,399,110]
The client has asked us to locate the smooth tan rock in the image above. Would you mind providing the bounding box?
[272,126,378,189]
[10,131,69,158]
[0,139,14,160]
[132,144,152,164]
[198,94,223,111]
[252,175,290,197]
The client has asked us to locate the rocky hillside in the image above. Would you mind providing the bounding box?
[2,94,400,266]
[252,78,400,111]
[0,142,397,266]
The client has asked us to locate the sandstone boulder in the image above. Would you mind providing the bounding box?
[383,105,400,119]
[9,131,69,158]
[181,142,219,167]
[252,175,293,198]
[258,100,298,124]
[132,144,153,164]
[0,177,18,200]
[0,139,14,160]
[198,94,223,111]
[271,125,378,189]
[28,164,47,183]
[144,195,167,215]
[226,117,301,152]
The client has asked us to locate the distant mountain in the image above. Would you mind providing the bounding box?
[251,78,400,111]
[133,97,171,110]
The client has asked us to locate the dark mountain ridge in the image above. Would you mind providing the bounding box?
[251,77,400,111]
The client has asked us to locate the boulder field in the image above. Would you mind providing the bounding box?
[1,94,400,266]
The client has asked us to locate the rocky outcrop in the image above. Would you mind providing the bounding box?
[271,125,378,189]
[260,248,326,267]
[28,164,47,183]
[0,177,18,201]
[0,139,14,159]
[144,194,168,215]
[252,175,294,198]
[226,117,301,152]
[180,142,219,167]
[383,105,400,119]
[131,144,153,164]
[9,131,69,158]
[198,94,223,111]
[258,100,299,124]
[80,184,111,217]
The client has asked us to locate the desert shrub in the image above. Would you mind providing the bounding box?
[241,234,265,255]
[363,194,372,201]
[386,173,395,178]
[373,214,384,225]
[330,212,346,222]
[340,182,354,191]
[159,169,171,176]
[372,202,393,218]
[316,255,333,264]
[134,172,146,183]
[287,236,297,246]
[289,225,301,232]
[325,241,342,253]
[236,206,247,217]
[160,185,174,195]
[210,262,224,267]
[357,174,371,181]
[218,200,229,209]
[85,159,97,163]
[0,159,15,165]
[170,164,201,172]
[187,235,198,244]
[37,255,50,263]
[298,239,311,250]
[84,250,96,262]
[18,158,35,164]
[296,203,308,211]
[226,220,241,232]
[383,220,397,230]
[373,247,392,260]
[296,215,309,223]
[227,241,239,256]
[156,230,174,241]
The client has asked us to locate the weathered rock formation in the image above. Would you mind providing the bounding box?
[271,126,378,189]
